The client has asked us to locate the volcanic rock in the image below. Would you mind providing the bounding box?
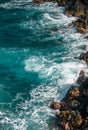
[50,102,61,110]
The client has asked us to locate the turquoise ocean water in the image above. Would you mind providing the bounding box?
[0,0,87,130]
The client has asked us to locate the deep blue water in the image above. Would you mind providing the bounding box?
[0,0,87,130]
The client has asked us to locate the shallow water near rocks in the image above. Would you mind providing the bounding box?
[0,0,88,130]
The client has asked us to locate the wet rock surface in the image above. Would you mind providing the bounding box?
[79,51,88,64]
[33,0,88,33]
[50,49,88,130]
[32,0,88,129]
[51,78,88,130]
[61,0,88,33]
[50,102,61,110]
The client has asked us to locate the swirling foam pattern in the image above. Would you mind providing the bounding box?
[0,0,87,130]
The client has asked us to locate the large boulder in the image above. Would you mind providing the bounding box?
[54,78,88,130]
[58,110,83,129]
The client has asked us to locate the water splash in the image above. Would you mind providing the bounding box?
[0,1,88,130]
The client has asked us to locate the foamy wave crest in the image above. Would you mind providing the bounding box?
[0,0,32,9]
[14,85,59,130]
[0,111,27,130]
[0,1,88,130]
[24,55,85,87]
[18,57,86,129]
[43,13,76,27]
[20,2,77,34]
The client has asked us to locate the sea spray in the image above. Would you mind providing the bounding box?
[0,1,88,130]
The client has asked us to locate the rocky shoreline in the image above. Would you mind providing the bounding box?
[51,49,88,130]
[33,0,88,33]
[50,44,88,129]
[50,45,88,129]
[33,0,88,130]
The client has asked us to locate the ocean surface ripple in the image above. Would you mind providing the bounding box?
[0,0,88,130]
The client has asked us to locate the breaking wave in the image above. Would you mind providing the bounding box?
[0,1,88,130]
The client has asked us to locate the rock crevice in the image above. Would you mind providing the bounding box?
[51,49,88,130]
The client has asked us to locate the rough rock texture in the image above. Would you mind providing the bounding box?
[51,46,88,130]
[50,102,61,109]
[79,51,88,64]
[57,0,88,33]
[33,0,88,129]
[33,0,88,33]
[51,45,88,130]
[52,78,88,130]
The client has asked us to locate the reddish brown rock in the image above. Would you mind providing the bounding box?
[33,0,88,129]
[66,86,81,101]
[77,25,87,33]
[33,0,88,33]
[50,102,61,110]
[54,78,88,130]
[58,110,83,130]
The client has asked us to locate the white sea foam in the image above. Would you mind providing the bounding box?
[14,85,59,130]
[0,0,32,9]
[19,2,77,32]
[24,55,85,86]
[23,39,87,129]
[44,12,76,27]
[0,1,88,130]
[14,56,87,129]
[0,111,27,130]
